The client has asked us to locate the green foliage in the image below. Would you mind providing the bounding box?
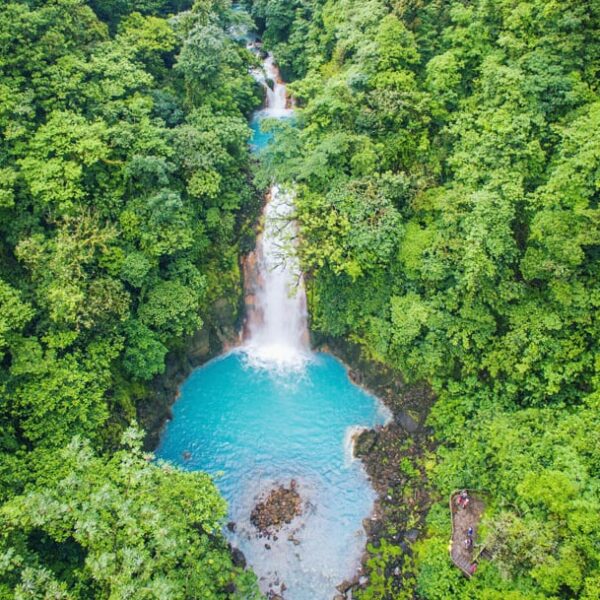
[359,538,405,600]
[0,429,260,599]
[0,0,262,596]
[123,320,168,380]
[0,281,34,360]
[253,0,600,596]
[0,0,260,452]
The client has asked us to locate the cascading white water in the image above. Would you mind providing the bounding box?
[244,51,309,370]
[245,185,310,368]
[262,55,294,117]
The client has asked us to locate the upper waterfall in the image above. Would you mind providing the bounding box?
[243,49,309,371]
[251,53,294,118]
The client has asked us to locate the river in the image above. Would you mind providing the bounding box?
[155,38,389,600]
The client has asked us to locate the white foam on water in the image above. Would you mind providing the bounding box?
[262,54,294,118]
[343,425,368,466]
[377,401,394,425]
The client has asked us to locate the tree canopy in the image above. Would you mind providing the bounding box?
[249,0,600,596]
[0,0,262,596]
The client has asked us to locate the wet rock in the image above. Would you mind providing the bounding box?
[227,521,236,533]
[223,583,236,595]
[182,451,192,461]
[251,481,302,535]
[212,297,235,325]
[336,579,356,595]
[354,430,378,457]
[363,517,382,538]
[188,328,211,362]
[265,543,271,550]
[348,369,362,384]
[405,528,420,543]
[230,546,246,569]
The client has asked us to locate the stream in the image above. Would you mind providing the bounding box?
[156,41,389,600]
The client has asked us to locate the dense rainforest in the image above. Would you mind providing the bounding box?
[1,0,599,599]
[0,0,263,597]
[249,0,600,598]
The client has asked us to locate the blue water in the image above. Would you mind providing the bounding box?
[250,112,274,150]
[156,351,388,599]
[250,113,294,152]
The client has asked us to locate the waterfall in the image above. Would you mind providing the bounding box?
[261,55,294,116]
[243,50,309,371]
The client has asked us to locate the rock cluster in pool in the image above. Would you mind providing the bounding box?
[250,480,303,535]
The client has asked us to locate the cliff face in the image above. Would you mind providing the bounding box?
[139,295,242,451]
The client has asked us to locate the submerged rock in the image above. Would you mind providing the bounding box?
[251,481,302,535]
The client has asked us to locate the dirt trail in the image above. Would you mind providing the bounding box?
[450,491,485,577]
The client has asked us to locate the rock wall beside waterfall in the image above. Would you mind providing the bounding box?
[140,289,245,450]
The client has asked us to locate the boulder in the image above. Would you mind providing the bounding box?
[230,547,246,569]
[395,409,419,433]
[251,481,302,535]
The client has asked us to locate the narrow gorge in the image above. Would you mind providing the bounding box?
[155,42,390,599]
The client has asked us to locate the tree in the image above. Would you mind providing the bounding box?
[0,430,260,599]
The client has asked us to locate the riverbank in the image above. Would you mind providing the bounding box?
[319,337,438,599]
[138,295,242,450]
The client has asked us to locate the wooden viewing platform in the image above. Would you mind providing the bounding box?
[449,490,486,577]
